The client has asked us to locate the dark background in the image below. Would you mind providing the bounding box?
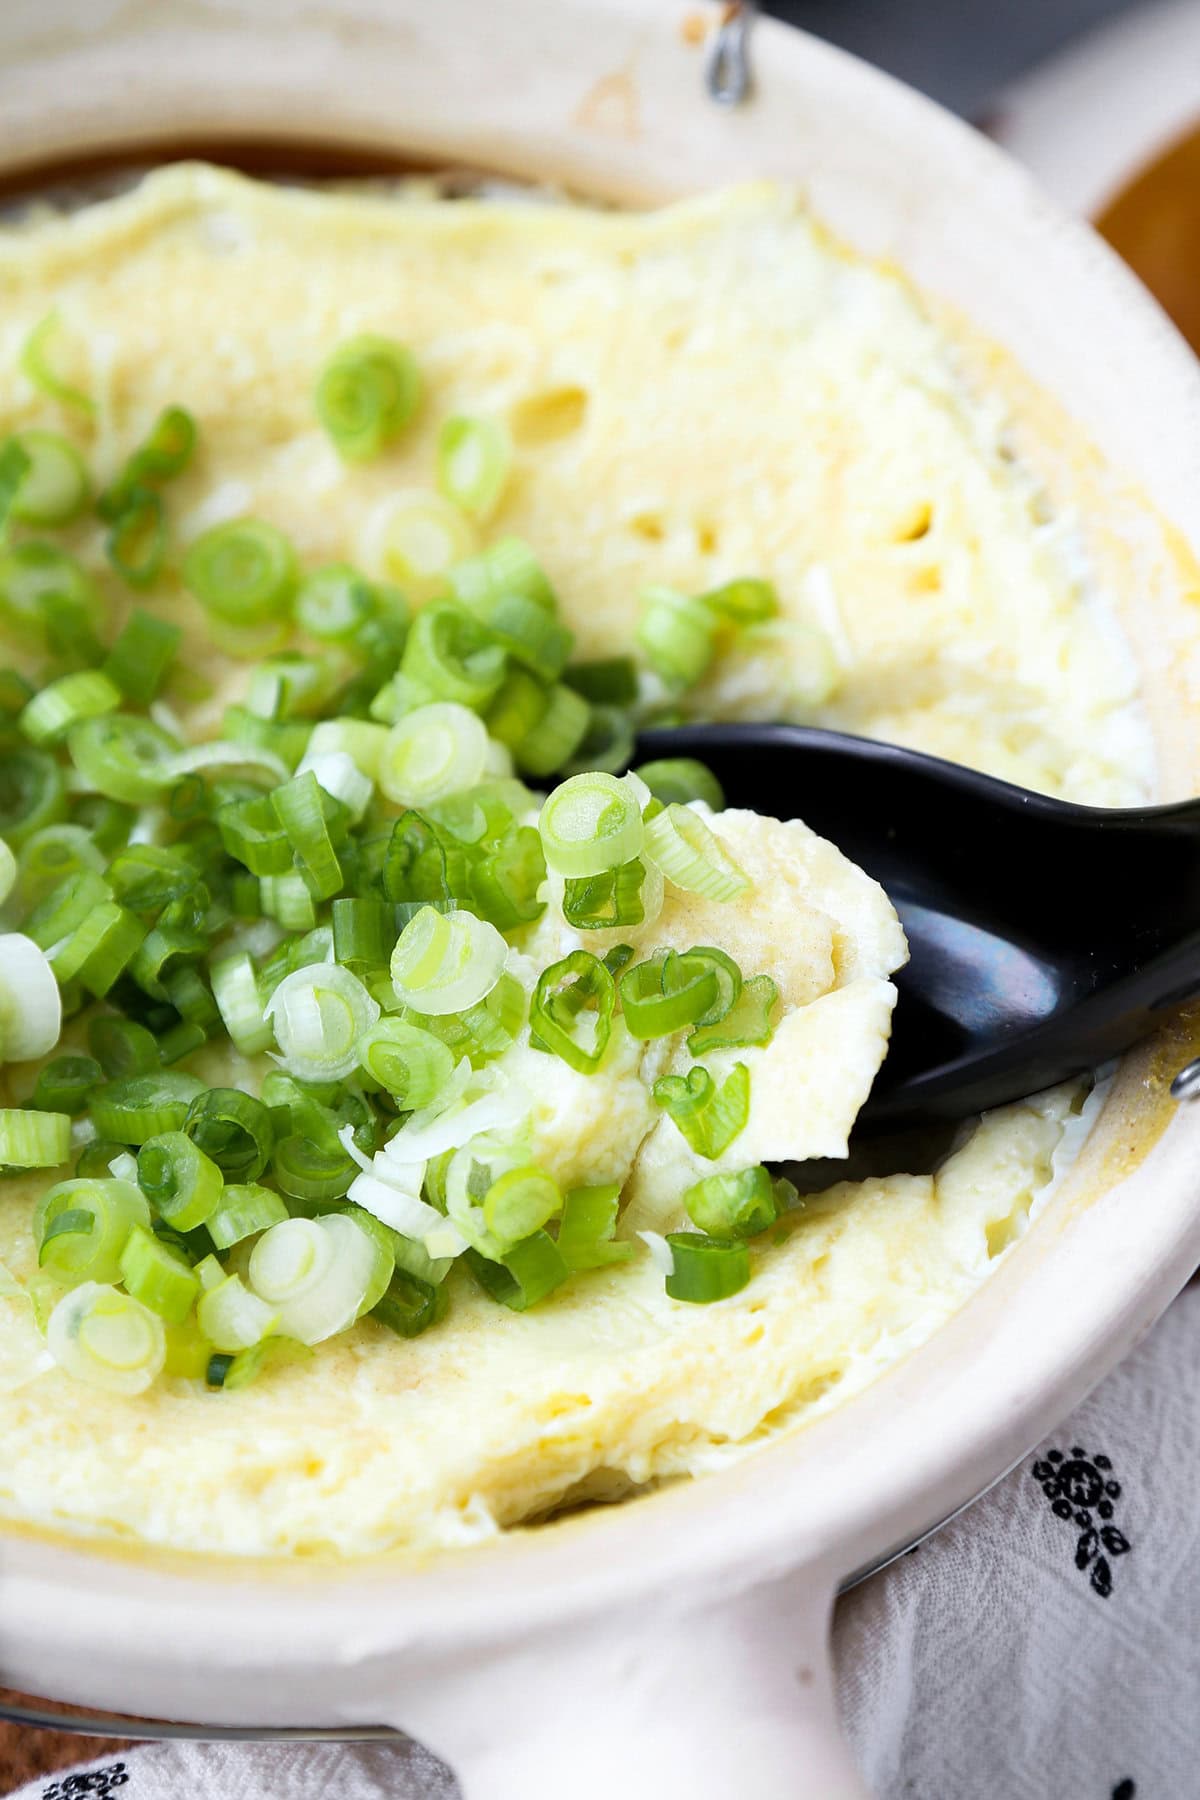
[766,0,1138,115]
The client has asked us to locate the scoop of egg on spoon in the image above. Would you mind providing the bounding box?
[634,722,1200,1178]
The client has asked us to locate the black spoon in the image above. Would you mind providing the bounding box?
[634,722,1200,1136]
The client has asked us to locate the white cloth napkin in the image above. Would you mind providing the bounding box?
[17,1284,1200,1800]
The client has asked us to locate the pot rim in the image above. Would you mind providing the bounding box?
[0,0,1198,1718]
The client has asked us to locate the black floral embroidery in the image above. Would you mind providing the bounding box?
[42,1763,128,1799]
[1030,1446,1131,1597]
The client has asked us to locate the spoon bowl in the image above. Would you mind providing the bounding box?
[635,723,1200,1132]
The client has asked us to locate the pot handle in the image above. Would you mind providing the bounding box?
[397,1567,869,1800]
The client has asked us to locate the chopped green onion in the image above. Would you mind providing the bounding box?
[272,1134,358,1206]
[371,1266,447,1338]
[564,657,639,706]
[316,334,422,462]
[207,1183,289,1251]
[0,1107,71,1167]
[105,844,201,915]
[0,838,15,908]
[360,491,476,601]
[104,487,167,589]
[378,702,489,807]
[20,671,119,748]
[0,932,63,1062]
[4,429,90,525]
[448,537,557,614]
[358,1017,455,1108]
[635,757,725,812]
[331,896,393,971]
[482,1164,562,1248]
[210,952,274,1055]
[701,577,779,628]
[464,592,571,684]
[31,1055,102,1116]
[562,858,652,931]
[689,973,779,1054]
[684,1165,777,1238]
[0,541,101,652]
[271,770,343,899]
[46,1282,166,1394]
[468,825,547,931]
[99,405,197,518]
[118,1222,200,1323]
[465,1231,568,1312]
[643,804,750,901]
[217,791,292,876]
[14,824,104,910]
[485,668,549,752]
[664,1232,750,1303]
[557,1183,633,1270]
[19,312,94,418]
[562,704,635,776]
[637,587,717,690]
[137,1130,224,1230]
[618,950,722,1039]
[529,949,615,1075]
[183,1088,275,1184]
[197,1272,279,1353]
[436,415,512,520]
[538,771,644,878]
[88,1015,160,1080]
[0,439,30,531]
[400,604,506,713]
[652,1062,751,1159]
[248,1213,378,1344]
[305,717,389,781]
[265,961,381,1081]
[34,1177,150,1282]
[89,1071,205,1144]
[68,713,180,805]
[0,747,66,846]
[206,1334,312,1390]
[25,868,111,953]
[260,870,317,930]
[101,609,182,706]
[390,906,506,1016]
[295,563,383,642]
[183,518,297,624]
[513,682,590,777]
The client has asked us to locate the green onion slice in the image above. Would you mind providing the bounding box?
[137,1131,225,1231]
[652,1062,751,1159]
[538,771,644,879]
[563,656,639,706]
[34,1176,150,1283]
[31,1054,102,1116]
[265,961,381,1081]
[378,702,489,807]
[684,1165,777,1238]
[4,429,90,525]
[19,312,95,418]
[207,1183,289,1251]
[664,1232,750,1304]
[358,1017,456,1109]
[371,1267,447,1338]
[197,1273,279,1354]
[316,334,422,462]
[183,518,297,623]
[20,670,121,748]
[89,1071,205,1144]
[618,950,721,1039]
[465,1231,568,1312]
[448,537,557,614]
[0,932,63,1062]
[102,609,182,706]
[68,713,180,805]
[295,563,383,642]
[0,747,66,847]
[0,1107,71,1168]
[360,490,475,601]
[399,603,507,712]
[529,950,615,1075]
[248,1213,378,1344]
[634,757,725,812]
[46,1281,166,1394]
[562,858,652,931]
[105,486,167,590]
[436,414,512,521]
[689,973,780,1055]
[637,587,717,690]
[514,682,590,778]
[700,577,779,628]
[556,1183,634,1270]
[643,804,750,902]
[119,1222,200,1324]
[183,1088,276,1185]
[390,906,506,1016]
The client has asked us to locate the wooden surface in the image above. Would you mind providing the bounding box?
[0,1694,133,1793]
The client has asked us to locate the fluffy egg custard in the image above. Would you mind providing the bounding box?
[0,167,1150,1557]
